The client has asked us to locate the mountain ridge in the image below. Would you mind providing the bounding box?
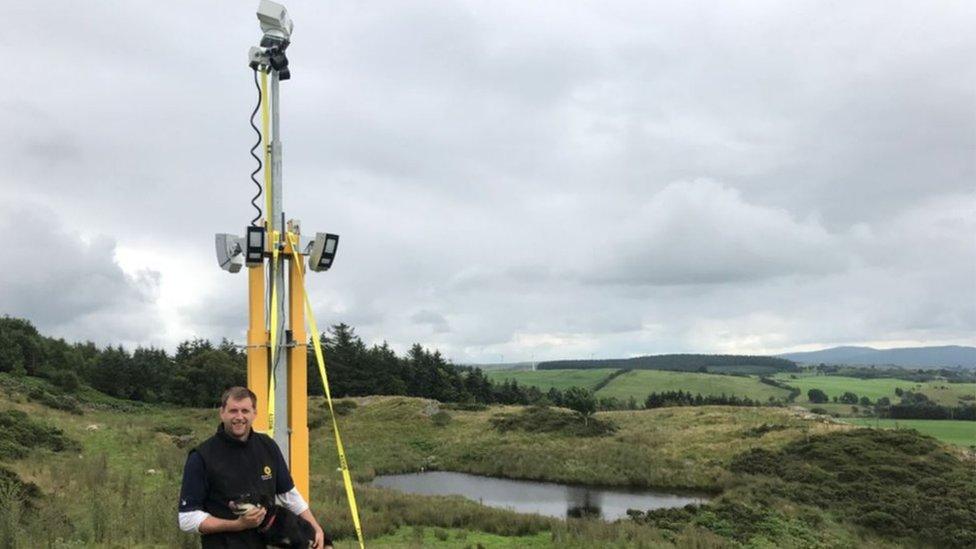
[778,345,976,369]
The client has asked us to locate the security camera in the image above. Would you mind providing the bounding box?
[215,233,244,273]
[257,1,293,42]
[308,233,339,272]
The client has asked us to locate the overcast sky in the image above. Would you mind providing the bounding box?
[1,1,973,362]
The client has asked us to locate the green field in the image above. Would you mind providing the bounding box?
[774,374,976,405]
[846,418,976,447]
[484,369,617,391]
[595,370,791,402]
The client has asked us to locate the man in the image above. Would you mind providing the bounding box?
[178,386,329,548]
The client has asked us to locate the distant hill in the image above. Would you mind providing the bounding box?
[779,345,976,369]
[537,354,797,374]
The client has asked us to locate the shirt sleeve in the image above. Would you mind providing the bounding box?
[269,438,296,494]
[275,486,310,515]
[179,451,208,513]
[178,510,211,533]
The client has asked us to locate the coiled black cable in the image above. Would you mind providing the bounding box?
[249,69,264,226]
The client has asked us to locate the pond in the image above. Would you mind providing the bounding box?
[371,471,708,521]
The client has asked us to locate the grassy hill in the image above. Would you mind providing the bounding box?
[537,354,795,374]
[1,372,974,547]
[845,418,976,448]
[596,370,791,402]
[489,369,793,403]
[484,369,616,392]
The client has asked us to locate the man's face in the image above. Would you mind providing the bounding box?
[219,396,256,440]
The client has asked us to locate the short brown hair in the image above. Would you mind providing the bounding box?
[220,386,257,409]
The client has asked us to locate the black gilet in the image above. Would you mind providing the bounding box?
[192,424,279,549]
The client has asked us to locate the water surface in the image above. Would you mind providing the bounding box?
[371,471,708,521]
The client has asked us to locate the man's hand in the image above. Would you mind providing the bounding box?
[236,506,266,530]
[311,525,326,548]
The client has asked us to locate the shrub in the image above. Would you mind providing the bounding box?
[0,410,78,457]
[430,411,452,427]
[807,389,828,403]
[489,406,616,437]
[51,370,81,392]
[328,400,358,416]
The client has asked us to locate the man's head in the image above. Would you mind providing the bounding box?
[219,386,257,441]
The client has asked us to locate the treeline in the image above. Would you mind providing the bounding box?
[311,324,545,405]
[883,391,976,420]
[803,363,976,383]
[538,354,796,372]
[759,377,801,401]
[643,390,769,409]
[0,315,251,407]
[0,317,548,409]
[807,387,976,421]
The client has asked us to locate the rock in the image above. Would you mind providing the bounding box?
[85,424,101,431]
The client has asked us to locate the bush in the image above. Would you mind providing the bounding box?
[489,406,616,437]
[430,411,452,427]
[0,410,78,457]
[328,400,358,416]
[807,388,828,403]
[26,386,82,414]
[51,370,81,392]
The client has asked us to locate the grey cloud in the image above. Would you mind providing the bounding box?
[1,1,973,360]
[580,179,849,286]
[0,204,163,347]
[410,309,451,333]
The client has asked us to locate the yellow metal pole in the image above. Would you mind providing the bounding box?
[247,263,269,432]
[286,231,310,499]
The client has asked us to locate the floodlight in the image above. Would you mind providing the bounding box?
[245,226,266,265]
[215,233,244,273]
[257,1,293,42]
[308,232,339,272]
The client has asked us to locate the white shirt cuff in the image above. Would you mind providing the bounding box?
[276,487,309,516]
[178,510,211,533]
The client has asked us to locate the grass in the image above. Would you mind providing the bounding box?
[773,373,976,405]
[310,397,840,491]
[484,369,617,392]
[332,526,553,548]
[0,374,969,548]
[845,418,976,447]
[595,370,791,402]
[726,429,976,548]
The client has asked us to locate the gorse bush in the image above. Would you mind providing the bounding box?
[489,406,617,437]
